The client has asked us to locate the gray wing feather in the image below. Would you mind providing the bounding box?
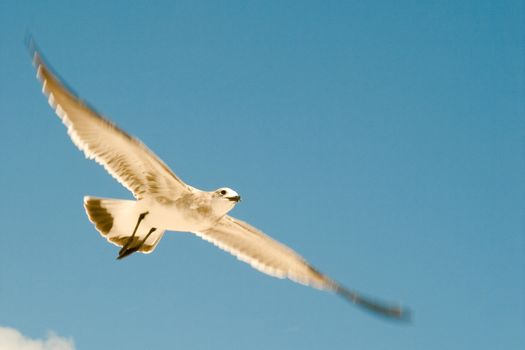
[196,216,411,321]
[196,215,333,288]
[31,45,193,200]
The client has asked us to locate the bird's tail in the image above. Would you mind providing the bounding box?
[83,196,164,254]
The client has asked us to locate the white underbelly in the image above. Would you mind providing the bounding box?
[136,198,216,233]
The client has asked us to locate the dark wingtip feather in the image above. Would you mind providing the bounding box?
[27,37,108,118]
[24,31,35,54]
[24,33,43,69]
[335,284,412,323]
[25,34,40,70]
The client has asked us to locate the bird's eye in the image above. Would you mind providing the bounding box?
[220,190,227,195]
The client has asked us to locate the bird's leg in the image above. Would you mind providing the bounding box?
[117,227,157,260]
[117,211,149,259]
[139,227,157,246]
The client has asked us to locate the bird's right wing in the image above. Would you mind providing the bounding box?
[31,42,195,200]
[195,215,410,321]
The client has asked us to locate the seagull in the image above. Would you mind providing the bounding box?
[30,41,410,321]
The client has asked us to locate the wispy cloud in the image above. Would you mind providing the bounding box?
[0,326,75,350]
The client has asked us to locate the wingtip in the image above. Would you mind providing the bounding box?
[396,306,413,323]
[24,32,40,65]
[335,284,413,323]
[26,36,47,85]
[380,303,412,323]
[24,30,34,52]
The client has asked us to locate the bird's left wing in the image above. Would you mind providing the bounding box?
[31,43,194,200]
[195,215,410,321]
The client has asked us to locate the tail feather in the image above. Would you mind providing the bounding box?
[84,196,164,254]
[84,197,117,235]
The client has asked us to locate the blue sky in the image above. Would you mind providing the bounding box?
[0,1,523,349]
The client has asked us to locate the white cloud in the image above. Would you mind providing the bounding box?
[0,326,75,350]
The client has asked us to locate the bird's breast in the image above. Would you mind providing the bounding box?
[145,196,218,232]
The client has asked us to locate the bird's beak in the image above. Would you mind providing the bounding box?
[229,195,241,202]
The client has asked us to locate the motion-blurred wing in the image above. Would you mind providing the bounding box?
[195,215,410,320]
[31,44,194,200]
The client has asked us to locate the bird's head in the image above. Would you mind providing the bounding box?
[211,187,241,214]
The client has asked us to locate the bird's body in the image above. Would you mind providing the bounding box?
[118,190,234,233]
[30,40,410,321]
[84,188,240,254]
